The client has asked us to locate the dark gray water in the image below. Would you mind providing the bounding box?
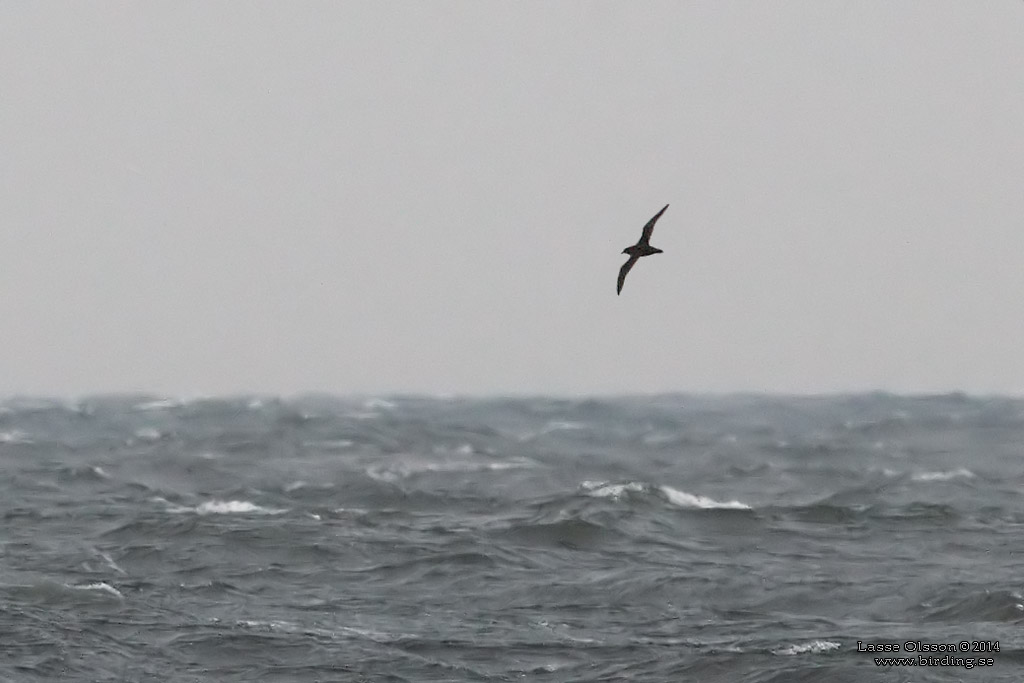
[2,393,1022,682]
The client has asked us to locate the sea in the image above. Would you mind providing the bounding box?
[2,392,1022,682]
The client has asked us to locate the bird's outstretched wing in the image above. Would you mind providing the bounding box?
[617,255,639,295]
[640,204,669,243]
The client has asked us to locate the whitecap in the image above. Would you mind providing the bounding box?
[365,466,400,483]
[366,456,534,481]
[539,420,585,435]
[134,398,182,411]
[332,507,370,515]
[0,430,33,444]
[660,485,752,510]
[160,498,287,515]
[236,619,295,633]
[363,397,396,410]
[133,427,162,442]
[432,443,477,455]
[580,480,646,500]
[579,480,751,509]
[773,640,840,656]
[302,439,353,450]
[335,625,403,641]
[284,480,335,493]
[98,551,126,575]
[641,431,679,446]
[195,500,287,515]
[912,468,975,482]
[533,618,599,644]
[68,582,124,599]
[236,618,412,642]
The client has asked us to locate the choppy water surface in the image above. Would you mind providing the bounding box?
[2,393,1023,682]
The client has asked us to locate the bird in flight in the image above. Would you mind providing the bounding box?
[617,204,668,295]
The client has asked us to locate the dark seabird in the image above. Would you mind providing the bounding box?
[617,204,668,295]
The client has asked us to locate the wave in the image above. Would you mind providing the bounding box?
[132,427,163,442]
[0,429,33,444]
[67,582,124,600]
[660,485,752,510]
[363,397,397,410]
[159,498,288,516]
[912,468,975,482]
[500,518,615,550]
[233,618,418,644]
[283,480,335,494]
[912,586,1024,622]
[773,640,841,656]
[580,480,752,510]
[133,398,185,412]
[56,465,111,482]
[3,580,125,605]
[579,481,645,499]
[365,456,536,482]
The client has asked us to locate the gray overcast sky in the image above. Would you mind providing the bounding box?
[1,2,1022,396]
